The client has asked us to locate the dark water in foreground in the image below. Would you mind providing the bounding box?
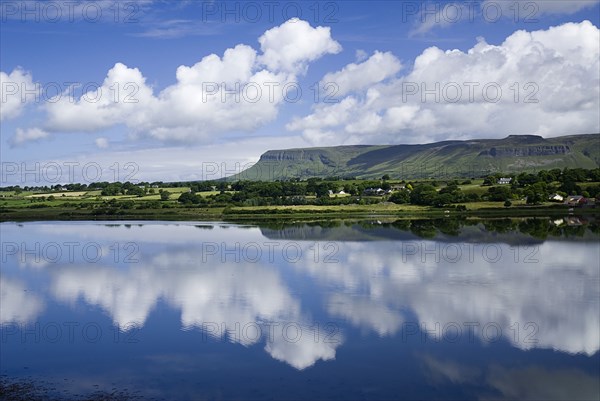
[1,219,599,400]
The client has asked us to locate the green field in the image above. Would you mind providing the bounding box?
[2,175,597,222]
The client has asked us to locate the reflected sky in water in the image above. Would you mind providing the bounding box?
[1,220,599,400]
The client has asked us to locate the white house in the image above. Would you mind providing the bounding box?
[364,188,385,196]
[548,193,564,202]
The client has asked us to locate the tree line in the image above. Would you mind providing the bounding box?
[3,167,599,209]
[177,168,600,208]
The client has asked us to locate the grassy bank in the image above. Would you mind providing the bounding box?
[1,201,595,222]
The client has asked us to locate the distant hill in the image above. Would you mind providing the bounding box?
[230,134,600,181]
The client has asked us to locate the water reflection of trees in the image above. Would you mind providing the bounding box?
[258,217,599,241]
[419,217,597,239]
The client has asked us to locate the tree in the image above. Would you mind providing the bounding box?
[585,185,600,198]
[389,190,410,204]
[487,186,512,201]
[438,183,463,203]
[482,176,495,186]
[178,192,201,204]
[127,186,145,197]
[193,181,215,192]
[435,193,455,207]
[409,184,438,206]
[381,174,390,180]
[315,183,332,198]
[524,182,548,205]
[504,200,512,208]
[160,191,171,201]
[517,173,538,187]
[559,180,581,195]
[101,183,123,196]
[120,200,135,209]
[466,193,480,202]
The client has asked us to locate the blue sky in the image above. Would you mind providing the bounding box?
[1,0,599,184]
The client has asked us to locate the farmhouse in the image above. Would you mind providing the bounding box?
[565,195,587,206]
[364,188,385,196]
[548,193,564,202]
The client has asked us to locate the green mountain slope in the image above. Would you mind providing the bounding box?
[230,134,600,181]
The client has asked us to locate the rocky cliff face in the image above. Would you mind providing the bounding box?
[230,134,599,181]
[260,149,323,162]
[260,150,299,161]
[479,145,571,157]
[259,146,375,167]
[260,150,337,166]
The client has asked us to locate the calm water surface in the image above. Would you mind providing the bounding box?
[1,219,599,400]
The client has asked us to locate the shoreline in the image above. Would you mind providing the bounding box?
[1,204,596,223]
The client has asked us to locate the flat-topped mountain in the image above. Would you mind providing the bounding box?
[231,134,599,180]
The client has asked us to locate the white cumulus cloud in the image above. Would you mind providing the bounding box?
[10,127,49,147]
[320,51,402,97]
[0,68,38,121]
[257,18,342,74]
[412,1,600,35]
[95,137,109,149]
[289,21,600,146]
[25,19,340,144]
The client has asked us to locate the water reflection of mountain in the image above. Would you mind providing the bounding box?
[420,355,600,401]
[259,217,600,244]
